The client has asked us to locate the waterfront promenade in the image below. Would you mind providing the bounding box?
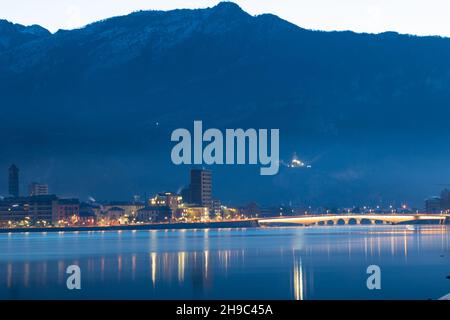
[0,219,259,233]
[0,213,448,233]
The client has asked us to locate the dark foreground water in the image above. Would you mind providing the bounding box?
[0,226,449,300]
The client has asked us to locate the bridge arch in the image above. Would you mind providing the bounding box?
[257,213,448,227]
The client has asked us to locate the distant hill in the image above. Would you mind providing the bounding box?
[1,2,449,206]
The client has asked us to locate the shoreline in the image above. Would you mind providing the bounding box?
[0,220,260,234]
[0,217,447,234]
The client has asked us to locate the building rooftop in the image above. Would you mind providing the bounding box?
[107,206,126,212]
[104,201,145,206]
[0,194,58,203]
[138,206,171,212]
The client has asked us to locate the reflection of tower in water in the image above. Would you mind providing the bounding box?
[191,251,205,293]
[178,251,186,283]
[292,252,306,300]
[147,250,213,293]
[151,252,157,287]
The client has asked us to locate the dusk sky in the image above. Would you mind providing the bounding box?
[1,0,450,36]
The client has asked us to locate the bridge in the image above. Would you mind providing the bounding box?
[258,214,449,226]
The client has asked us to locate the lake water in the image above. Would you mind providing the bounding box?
[0,225,449,300]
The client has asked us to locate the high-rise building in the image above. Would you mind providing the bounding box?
[425,197,441,214]
[181,187,192,204]
[29,182,49,196]
[8,164,19,198]
[189,169,212,209]
[440,189,450,212]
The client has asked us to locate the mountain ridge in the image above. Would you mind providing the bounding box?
[0,19,50,52]
[2,2,449,40]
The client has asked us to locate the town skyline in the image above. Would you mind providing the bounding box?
[2,163,450,219]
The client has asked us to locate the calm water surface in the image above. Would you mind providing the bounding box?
[0,225,449,299]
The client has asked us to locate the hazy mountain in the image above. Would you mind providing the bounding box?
[1,2,449,206]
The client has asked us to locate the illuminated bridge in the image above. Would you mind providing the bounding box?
[258,214,449,226]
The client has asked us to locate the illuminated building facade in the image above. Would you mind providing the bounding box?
[102,201,145,219]
[189,169,212,209]
[102,207,127,225]
[175,206,209,222]
[54,199,80,226]
[78,203,98,226]
[137,206,171,223]
[149,192,182,216]
[0,195,58,227]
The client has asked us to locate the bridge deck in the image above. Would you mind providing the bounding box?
[258,214,449,225]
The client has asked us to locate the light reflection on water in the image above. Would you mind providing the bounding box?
[0,225,449,299]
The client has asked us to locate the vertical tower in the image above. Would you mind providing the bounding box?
[8,164,19,198]
[440,188,450,212]
[189,169,212,209]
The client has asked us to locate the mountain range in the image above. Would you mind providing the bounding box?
[1,2,450,207]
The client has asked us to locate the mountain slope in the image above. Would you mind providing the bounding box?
[0,19,50,52]
[0,2,449,206]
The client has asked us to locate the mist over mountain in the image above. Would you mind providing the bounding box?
[1,2,449,207]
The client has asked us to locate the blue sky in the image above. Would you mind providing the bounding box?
[1,0,450,36]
